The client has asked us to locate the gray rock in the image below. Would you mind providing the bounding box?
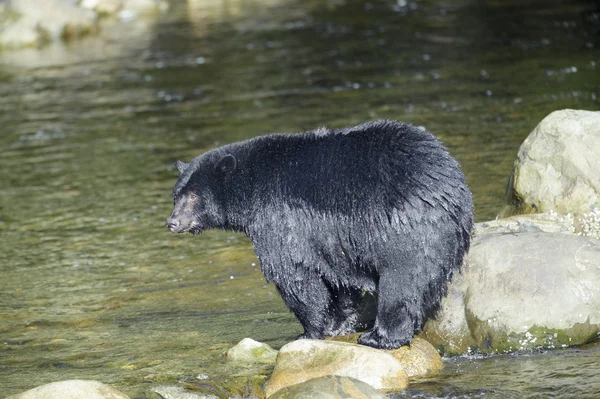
[268,375,387,399]
[264,339,408,397]
[505,109,600,216]
[226,337,278,364]
[423,232,600,355]
[6,380,130,399]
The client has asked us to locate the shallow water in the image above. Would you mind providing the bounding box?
[397,346,600,398]
[0,0,599,397]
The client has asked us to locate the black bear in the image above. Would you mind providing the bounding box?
[166,120,473,349]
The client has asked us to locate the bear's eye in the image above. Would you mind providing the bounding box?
[172,188,181,201]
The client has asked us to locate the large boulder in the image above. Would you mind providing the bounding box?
[6,380,130,399]
[264,340,408,397]
[423,232,600,355]
[505,109,600,216]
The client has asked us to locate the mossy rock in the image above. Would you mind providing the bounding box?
[226,338,278,364]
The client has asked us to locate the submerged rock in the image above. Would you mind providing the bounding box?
[226,337,278,364]
[423,232,600,355]
[152,385,215,399]
[504,109,600,216]
[6,380,130,399]
[269,375,387,399]
[178,375,268,399]
[264,339,408,397]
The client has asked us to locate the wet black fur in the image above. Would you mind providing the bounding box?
[168,120,473,349]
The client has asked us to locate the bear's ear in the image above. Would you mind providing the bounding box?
[214,154,236,176]
[175,160,188,174]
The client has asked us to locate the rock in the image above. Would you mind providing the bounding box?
[0,0,168,50]
[6,380,130,399]
[11,0,97,39]
[121,0,168,15]
[264,339,408,397]
[388,337,442,377]
[505,109,600,216]
[226,337,278,364]
[476,213,600,240]
[269,376,387,399]
[179,375,267,399]
[473,213,575,236]
[0,14,47,49]
[152,385,216,399]
[1,0,97,49]
[80,0,168,16]
[327,334,442,377]
[80,0,123,15]
[423,232,600,355]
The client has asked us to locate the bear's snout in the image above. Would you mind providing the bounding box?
[166,212,200,234]
[166,216,181,233]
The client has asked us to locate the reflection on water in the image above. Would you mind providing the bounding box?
[0,0,599,397]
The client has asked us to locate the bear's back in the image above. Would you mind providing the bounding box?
[227,120,464,216]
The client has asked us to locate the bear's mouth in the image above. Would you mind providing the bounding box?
[166,216,200,234]
[189,226,203,235]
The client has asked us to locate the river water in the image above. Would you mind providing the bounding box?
[0,0,599,397]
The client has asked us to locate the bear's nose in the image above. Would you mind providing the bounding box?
[166,218,179,232]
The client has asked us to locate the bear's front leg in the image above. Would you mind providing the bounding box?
[274,269,331,340]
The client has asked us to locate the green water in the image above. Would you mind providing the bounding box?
[0,0,599,397]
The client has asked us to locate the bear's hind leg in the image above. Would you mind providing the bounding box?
[324,285,361,337]
[358,269,422,349]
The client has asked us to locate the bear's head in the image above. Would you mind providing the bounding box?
[166,153,236,234]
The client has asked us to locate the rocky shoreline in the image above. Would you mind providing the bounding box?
[0,0,168,50]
